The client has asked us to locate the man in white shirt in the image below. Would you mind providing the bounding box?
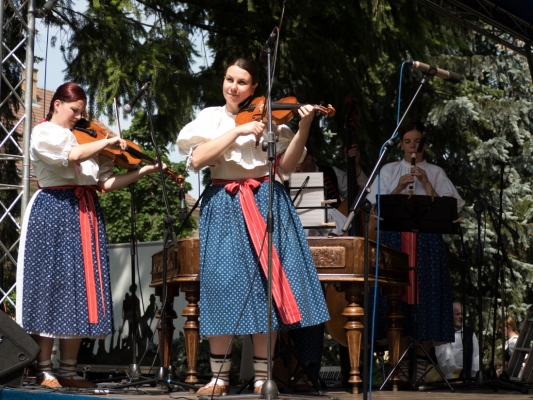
[426,302,479,381]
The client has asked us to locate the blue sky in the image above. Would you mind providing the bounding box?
[33,16,211,200]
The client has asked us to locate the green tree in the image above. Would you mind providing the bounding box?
[98,117,196,243]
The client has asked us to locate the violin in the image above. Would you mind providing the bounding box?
[72,119,181,184]
[235,96,335,125]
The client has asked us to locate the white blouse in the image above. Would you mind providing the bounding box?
[369,159,465,212]
[177,106,305,180]
[31,121,114,187]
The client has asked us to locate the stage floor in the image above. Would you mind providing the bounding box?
[1,382,531,400]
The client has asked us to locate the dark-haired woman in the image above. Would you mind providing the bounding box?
[177,59,329,396]
[369,122,464,384]
[16,82,164,388]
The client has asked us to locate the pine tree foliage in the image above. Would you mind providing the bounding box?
[418,34,533,363]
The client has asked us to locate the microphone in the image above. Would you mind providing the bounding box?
[417,134,427,153]
[494,160,509,167]
[407,61,461,84]
[33,0,60,17]
[179,185,187,221]
[260,27,278,61]
[123,82,151,114]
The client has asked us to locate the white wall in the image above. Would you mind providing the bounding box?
[52,241,187,372]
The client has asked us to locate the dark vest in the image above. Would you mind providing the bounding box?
[461,326,475,377]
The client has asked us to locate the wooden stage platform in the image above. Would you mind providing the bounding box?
[1,382,531,400]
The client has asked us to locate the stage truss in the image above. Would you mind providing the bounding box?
[0,0,36,312]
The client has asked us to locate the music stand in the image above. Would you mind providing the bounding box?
[379,194,459,393]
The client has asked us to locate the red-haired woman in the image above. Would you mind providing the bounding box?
[16,82,164,388]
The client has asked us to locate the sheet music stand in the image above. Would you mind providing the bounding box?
[289,172,338,232]
[379,194,459,392]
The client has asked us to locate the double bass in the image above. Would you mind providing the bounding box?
[326,95,377,346]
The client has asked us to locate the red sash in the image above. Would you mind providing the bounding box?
[212,177,302,325]
[40,185,106,324]
[401,232,419,304]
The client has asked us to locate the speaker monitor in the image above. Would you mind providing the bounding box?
[0,311,40,386]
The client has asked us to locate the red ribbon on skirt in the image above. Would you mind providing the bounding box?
[213,177,302,325]
[401,231,419,305]
[40,185,106,324]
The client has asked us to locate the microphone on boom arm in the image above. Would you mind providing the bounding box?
[260,27,279,62]
[123,82,152,114]
[406,61,461,84]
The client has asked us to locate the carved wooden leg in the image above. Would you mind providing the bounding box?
[156,285,178,375]
[180,281,200,392]
[340,282,364,394]
[382,285,405,391]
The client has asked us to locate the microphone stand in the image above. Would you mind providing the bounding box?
[111,90,196,393]
[342,73,433,396]
[262,42,278,400]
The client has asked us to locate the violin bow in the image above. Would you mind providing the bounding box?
[270,1,285,81]
[113,97,122,138]
[260,1,286,126]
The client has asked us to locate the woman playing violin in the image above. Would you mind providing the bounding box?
[16,82,164,389]
[177,58,329,396]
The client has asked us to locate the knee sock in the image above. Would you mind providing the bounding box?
[253,357,268,389]
[57,359,82,380]
[208,354,231,386]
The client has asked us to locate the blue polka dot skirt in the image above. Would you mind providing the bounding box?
[378,231,454,342]
[18,189,114,338]
[198,180,330,336]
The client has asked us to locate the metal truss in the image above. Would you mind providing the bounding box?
[418,0,533,77]
[0,0,36,313]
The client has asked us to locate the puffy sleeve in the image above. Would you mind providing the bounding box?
[97,156,115,182]
[31,122,77,167]
[277,124,306,163]
[432,167,465,212]
[368,162,402,204]
[177,107,306,174]
[177,107,226,157]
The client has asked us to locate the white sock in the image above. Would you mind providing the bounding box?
[37,359,53,375]
[253,357,268,388]
[208,354,231,386]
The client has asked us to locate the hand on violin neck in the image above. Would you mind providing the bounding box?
[140,160,167,175]
[297,104,315,132]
